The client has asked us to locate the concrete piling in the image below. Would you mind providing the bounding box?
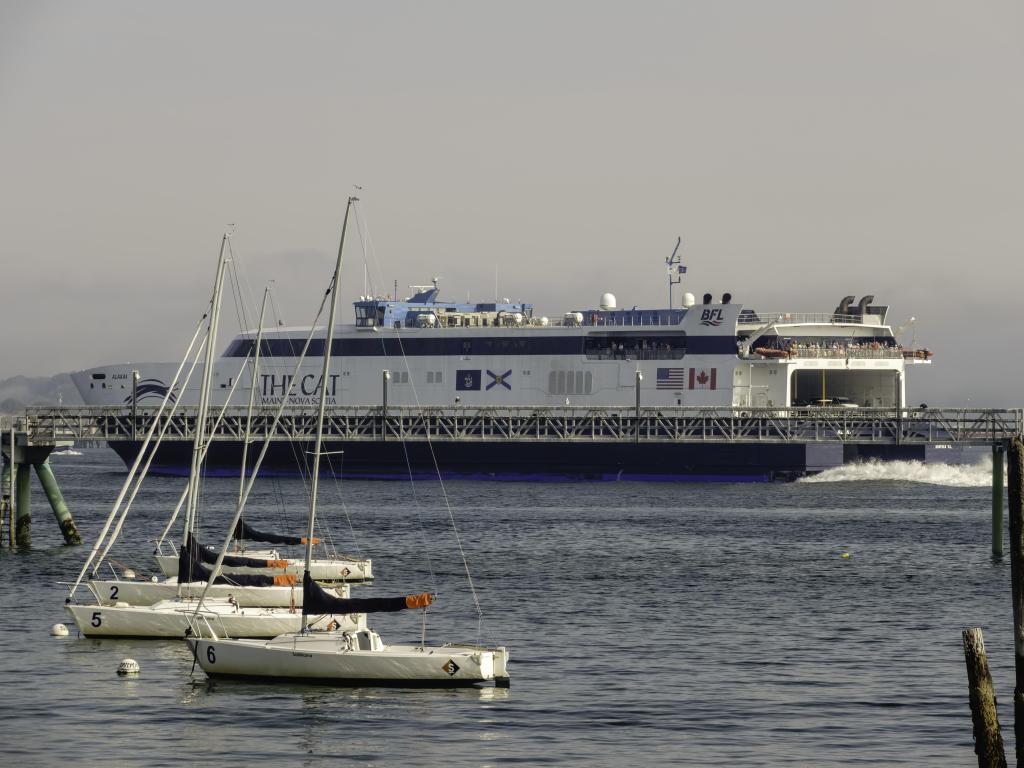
[15,462,31,547]
[1,462,10,547]
[35,460,81,545]
[994,444,1005,557]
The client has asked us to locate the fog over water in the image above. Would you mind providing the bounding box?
[1,2,1021,405]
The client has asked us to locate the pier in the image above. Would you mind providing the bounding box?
[13,404,1022,447]
[1,417,81,547]
[4,405,1020,547]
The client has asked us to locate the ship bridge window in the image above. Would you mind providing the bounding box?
[584,334,685,360]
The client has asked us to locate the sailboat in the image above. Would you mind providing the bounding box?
[64,235,362,638]
[188,198,511,686]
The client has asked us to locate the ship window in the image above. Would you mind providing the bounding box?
[427,371,434,384]
[557,370,566,393]
[574,371,584,394]
[462,341,471,355]
[435,371,443,383]
[584,334,685,360]
[584,371,592,393]
[548,371,557,393]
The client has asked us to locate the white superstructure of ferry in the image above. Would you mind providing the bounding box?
[73,282,930,414]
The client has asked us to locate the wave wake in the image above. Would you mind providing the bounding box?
[799,457,997,487]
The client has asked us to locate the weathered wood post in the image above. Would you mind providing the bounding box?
[1007,435,1024,762]
[14,461,31,547]
[963,627,1008,767]
[34,460,81,545]
[994,443,1005,557]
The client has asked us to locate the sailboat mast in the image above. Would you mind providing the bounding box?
[237,287,271,550]
[302,198,355,618]
[182,236,231,554]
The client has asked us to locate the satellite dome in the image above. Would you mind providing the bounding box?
[600,293,616,310]
[682,292,696,308]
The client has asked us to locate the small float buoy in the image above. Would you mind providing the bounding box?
[123,568,136,579]
[150,575,159,583]
[841,552,851,559]
[50,623,69,637]
[117,658,140,676]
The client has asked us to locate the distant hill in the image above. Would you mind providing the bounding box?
[0,374,84,414]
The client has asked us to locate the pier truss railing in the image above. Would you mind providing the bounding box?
[14,406,1024,446]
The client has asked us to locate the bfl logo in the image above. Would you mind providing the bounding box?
[700,308,724,327]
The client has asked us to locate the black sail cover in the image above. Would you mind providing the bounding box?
[186,534,285,569]
[233,519,303,546]
[302,572,433,614]
[177,539,295,587]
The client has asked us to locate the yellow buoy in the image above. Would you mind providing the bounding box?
[841,552,851,559]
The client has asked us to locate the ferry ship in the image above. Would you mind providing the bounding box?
[72,281,933,480]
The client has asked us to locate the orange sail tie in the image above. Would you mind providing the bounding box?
[266,559,288,568]
[300,537,321,545]
[273,574,298,586]
[405,593,434,609]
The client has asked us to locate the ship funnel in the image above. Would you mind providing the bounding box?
[702,293,712,305]
[835,295,855,316]
[722,293,732,304]
[857,295,875,315]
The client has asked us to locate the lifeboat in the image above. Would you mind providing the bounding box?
[754,347,791,359]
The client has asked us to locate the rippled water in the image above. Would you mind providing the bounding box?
[0,449,1015,766]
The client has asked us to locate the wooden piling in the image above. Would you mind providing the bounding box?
[994,444,1005,557]
[963,627,1008,767]
[1007,435,1024,763]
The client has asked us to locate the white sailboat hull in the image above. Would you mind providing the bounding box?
[189,634,509,686]
[154,553,373,582]
[88,579,349,607]
[65,599,365,639]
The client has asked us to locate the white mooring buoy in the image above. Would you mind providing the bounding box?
[123,568,136,579]
[117,658,141,676]
[50,623,69,637]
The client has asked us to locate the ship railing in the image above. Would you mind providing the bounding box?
[755,346,905,360]
[741,312,883,327]
[13,405,1024,446]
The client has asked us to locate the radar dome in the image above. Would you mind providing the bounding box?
[600,293,616,310]
[682,292,696,308]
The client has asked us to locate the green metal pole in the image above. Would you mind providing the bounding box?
[994,444,1005,557]
[35,461,81,545]
[15,462,31,548]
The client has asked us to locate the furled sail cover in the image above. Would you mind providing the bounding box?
[177,540,297,587]
[233,519,319,546]
[187,534,287,569]
[303,572,432,614]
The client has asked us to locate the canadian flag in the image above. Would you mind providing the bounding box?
[688,368,717,390]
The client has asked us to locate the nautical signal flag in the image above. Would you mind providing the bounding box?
[656,368,685,390]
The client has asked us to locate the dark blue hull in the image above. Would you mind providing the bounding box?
[108,440,927,482]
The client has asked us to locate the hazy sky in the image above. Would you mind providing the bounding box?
[2,1,1021,405]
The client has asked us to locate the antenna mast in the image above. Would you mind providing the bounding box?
[665,236,685,309]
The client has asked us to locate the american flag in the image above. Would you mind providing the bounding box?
[656,368,686,390]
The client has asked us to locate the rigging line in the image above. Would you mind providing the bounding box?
[95,334,216,570]
[226,235,260,339]
[354,203,485,623]
[68,313,208,599]
[190,272,334,615]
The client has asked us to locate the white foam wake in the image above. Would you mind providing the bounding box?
[799,458,997,487]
